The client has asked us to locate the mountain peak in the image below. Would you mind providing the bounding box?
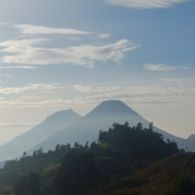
[86,100,139,118]
[46,109,81,121]
[100,100,127,106]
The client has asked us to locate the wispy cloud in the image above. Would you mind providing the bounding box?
[0,38,138,67]
[98,33,112,39]
[0,65,36,70]
[73,83,195,97]
[0,83,61,95]
[15,24,93,36]
[1,22,110,39]
[72,82,195,106]
[105,0,188,9]
[0,22,139,67]
[144,64,190,72]
[0,73,12,78]
[0,80,194,109]
[0,83,67,109]
[162,78,193,84]
[73,84,120,93]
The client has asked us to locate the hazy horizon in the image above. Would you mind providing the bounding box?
[0,0,194,144]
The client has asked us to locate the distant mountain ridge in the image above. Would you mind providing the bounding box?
[34,100,192,152]
[0,100,194,162]
[0,109,81,161]
[34,100,149,151]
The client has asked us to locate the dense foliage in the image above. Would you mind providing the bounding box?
[97,153,195,195]
[0,122,186,195]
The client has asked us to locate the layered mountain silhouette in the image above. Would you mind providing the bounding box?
[0,110,81,161]
[0,100,194,162]
[34,100,150,151]
[34,100,189,152]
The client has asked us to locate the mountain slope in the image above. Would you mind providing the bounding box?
[0,122,181,195]
[36,100,187,152]
[0,110,81,161]
[186,134,195,151]
[35,100,148,151]
[154,127,186,149]
[96,152,195,195]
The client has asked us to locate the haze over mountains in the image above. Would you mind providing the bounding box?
[0,110,81,161]
[0,100,194,162]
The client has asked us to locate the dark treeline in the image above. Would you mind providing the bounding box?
[0,123,182,195]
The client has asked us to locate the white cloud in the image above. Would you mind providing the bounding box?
[73,83,195,96]
[15,24,93,36]
[162,78,193,84]
[144,64,190,72]
[0,39,138,67]
[0,83,67,109]
[0,65,36,70]
[1,22,108,39]
[0,81,194,109]
[73,84,120,93]
[98,33,112,39]
[0,23,138,67]
[72,82,195,106]
[105,0,188,9]
[0,73,12,78]
[0,83,61,95]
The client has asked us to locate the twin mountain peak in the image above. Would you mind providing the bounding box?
[0,100,194,162]
[47,100,138,119]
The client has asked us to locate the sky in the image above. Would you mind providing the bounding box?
[0,0,194,144]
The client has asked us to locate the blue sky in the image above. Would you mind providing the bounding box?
[0,0,194,143]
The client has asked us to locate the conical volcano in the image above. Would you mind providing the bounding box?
[37,100,153,151]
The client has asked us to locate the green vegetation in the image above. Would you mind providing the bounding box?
[97,153,195,195]
[0,122,194,195]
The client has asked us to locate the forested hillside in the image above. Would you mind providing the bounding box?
[0,122,192,195]
[97,153,195,195]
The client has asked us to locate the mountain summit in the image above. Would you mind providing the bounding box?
[83,100,147,126]
[46,109,79,122]
[0,100,194,161]
[0,109,81,161]
[86,100,140,118]
[35,100,160,151]
[37,100,194,152]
